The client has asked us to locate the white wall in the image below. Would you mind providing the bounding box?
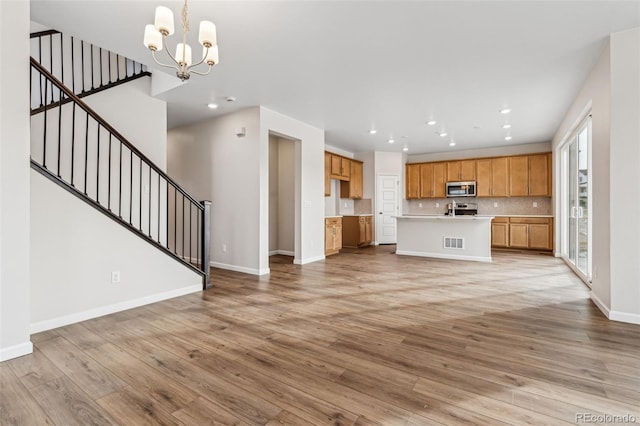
[168,107,263,275]
[552,39,611,313]
[269,135,279,253]
[30,171,202,331]
[609,28,640,323]
[0,0,32,361]
[260,107,325,267]
[552,28,640,324]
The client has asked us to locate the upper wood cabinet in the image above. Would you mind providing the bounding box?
[330,154,351,180]
[406,152,551,200]
[477,157,509,197]
[508,153,551,197]
[406,164,421,199]
[446,160,476,182]
[340,160,363,199]
[324,152,331,196]
[418,162,446,198]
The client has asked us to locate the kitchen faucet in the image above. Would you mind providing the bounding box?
[451,199,456,217]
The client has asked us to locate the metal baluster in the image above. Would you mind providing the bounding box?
[84,112,89,195]
[189,202,192,264]
[60,33,64,89]
[108,133,112,210]
[99,47,103,87]
[90,43,95,90]
[158,174,161,242]
[129,150,133,225]
[117,55,120,82]
[148,165,152,237]
[197,209,200,267]
[118,142,123,218]
[96,124,100,204]
[81,40,85,93]
[38,37,43,106]
[43,77,48,168]
[108,50,112,84]
[182,195,185,259]
[139,157,143,231]
[71,103,76,186]
[71,37,76,94]
[57,87,62,177]
[174,187,177,254]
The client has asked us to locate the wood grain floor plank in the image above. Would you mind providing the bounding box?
[2,247,638,425]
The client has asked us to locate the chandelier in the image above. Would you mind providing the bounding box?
[143,0,219,81]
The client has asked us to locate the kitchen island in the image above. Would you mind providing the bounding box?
[395,215,494,262]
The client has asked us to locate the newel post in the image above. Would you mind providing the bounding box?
[201,200,212,289]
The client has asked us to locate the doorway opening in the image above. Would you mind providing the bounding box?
[268,133,296,265]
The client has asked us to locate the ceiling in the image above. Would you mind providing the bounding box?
[31,1,640,155]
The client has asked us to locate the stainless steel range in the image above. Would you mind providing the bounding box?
[446,202,478,216]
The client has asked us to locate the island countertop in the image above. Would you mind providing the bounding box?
[396,215,494,220]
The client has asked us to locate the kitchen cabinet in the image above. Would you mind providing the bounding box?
[325,217,342,256]
[324,152,331,196]
[330,154,351,180]
[340,160,363,199]
[491,217,553,251]
[342,215,373,248]
[405,164,421,199]
[508,153,552,197]
[477,157,508,197]
[491,217,509,248]
[446,160,476,182]
[420,162,446,198]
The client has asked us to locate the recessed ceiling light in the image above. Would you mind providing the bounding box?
[226,96,236,102]
[439,132,448,137]
[207,103,218,109]
[500,108,512,114]
[369,129,377,135]
[502,124,511,129]
[427,120,437,126]
[505,135,512,141]
[403,146,409,152]
[388,139,395,144]
[449,141,456,147]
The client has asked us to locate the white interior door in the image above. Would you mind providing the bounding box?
[376,174,399,244]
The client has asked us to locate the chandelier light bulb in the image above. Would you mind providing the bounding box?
[143,25,163,51]
[198,21,217,47]
[154,6,175,36]
[203,45,219,65]
[175,43,192,66]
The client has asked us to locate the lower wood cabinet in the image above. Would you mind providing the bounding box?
[342,215,373,248]
[325,217,343,256]
[491,217,553,251]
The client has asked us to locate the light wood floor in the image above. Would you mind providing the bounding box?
[2,246,639,425]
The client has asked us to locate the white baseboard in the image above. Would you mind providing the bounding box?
[609,310,640,325]
[269,250,295,257]
[396,250,492,263]
[590,291,610,318]
[293,254,325,265]
[30,284,202,334]
[0,341,33,362]
[210,261,270,276]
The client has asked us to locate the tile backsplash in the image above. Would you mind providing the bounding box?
[406,197,552,216]
[354,199,372,214]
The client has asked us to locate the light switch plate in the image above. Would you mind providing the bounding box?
[533,202,538,207]
[493,202,498,208]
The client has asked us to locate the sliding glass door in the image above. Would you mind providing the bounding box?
[560,117,591,282]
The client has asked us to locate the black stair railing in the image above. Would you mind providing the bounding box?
[30,30,150,114]
[30,57,211,288]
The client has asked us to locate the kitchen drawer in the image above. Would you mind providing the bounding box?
[492,217,509,224]
[325,217,342,226]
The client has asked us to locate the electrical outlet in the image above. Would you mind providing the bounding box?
[222,244,227,253]
[111,271,121,284]
[493,202,498,208]
[418,203,423,208]
[344,202,348,208]
[533,202,538,208]
[435,202,439,208]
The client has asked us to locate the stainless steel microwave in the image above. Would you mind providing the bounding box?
[446,181,477,197]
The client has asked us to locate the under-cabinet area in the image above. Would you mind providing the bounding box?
[491,216,554,251]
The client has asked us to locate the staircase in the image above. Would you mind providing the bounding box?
[29,30,211,288]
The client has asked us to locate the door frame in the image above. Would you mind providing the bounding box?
[375,173,400,245]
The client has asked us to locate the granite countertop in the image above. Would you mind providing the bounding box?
[325,215,343,218]
[397,215,495,220]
